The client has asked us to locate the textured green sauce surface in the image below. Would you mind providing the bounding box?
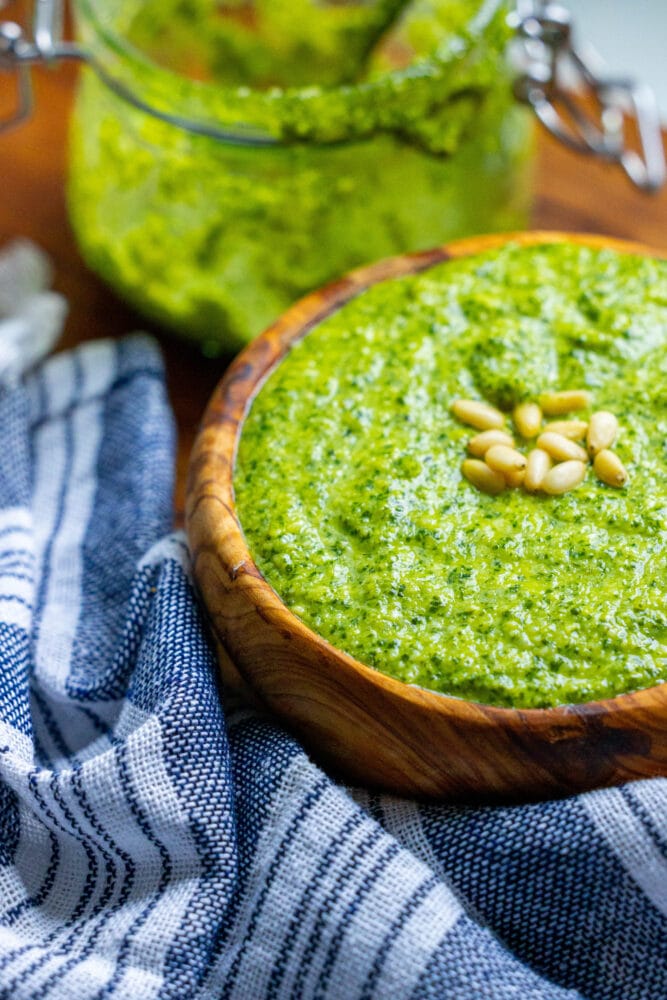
[235,243,667,708]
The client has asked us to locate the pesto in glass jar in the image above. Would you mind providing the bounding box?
[68,0,532,353]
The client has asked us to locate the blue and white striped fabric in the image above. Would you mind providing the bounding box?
[1,243,667,1000]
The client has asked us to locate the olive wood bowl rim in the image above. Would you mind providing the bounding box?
[186,230,667,733]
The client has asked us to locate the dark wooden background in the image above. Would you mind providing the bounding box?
[2,58,667,521]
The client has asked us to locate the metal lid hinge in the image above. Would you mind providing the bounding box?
[0,0,83,132]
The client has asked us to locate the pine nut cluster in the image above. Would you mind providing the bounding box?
[453,390,629,497]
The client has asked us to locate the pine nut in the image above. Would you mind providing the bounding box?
[467,429,514,457]
[461,459,506,495]
[587,411,619,456]
[485,445,527,475]
[543,419,588,441]
[537,431,588,463]
[524,448,553,492]
[452,399,505,430]
[513,401,542,438]
[593,449,628,487]
[539,390,592,415]
[504,467,526,489]
[542,460,587,496]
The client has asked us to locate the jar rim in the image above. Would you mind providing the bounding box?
[73,0,511,145]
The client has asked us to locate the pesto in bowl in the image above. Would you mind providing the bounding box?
[234,242,667,708]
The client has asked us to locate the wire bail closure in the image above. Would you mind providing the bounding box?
[510,0,666,192]
[0,0,665,192]
[0,0,83,130]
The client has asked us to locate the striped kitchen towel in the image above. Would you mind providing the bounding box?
[1,241,666,1000]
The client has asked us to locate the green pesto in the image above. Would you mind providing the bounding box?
[235,242,667,708]
[67,0,531,354]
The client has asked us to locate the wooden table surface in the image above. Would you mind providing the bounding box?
[2,60,667,523]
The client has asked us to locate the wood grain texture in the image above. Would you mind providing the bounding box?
[187,231,667,803]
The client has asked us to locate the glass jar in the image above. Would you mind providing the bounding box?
[65,0,533,354]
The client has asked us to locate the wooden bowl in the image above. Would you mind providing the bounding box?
[186,231,667,803]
